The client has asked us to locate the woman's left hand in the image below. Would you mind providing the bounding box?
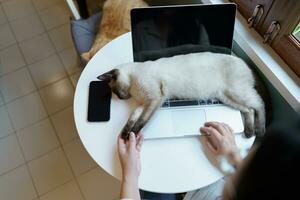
[118,132,144,181]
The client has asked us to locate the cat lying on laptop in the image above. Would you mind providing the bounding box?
[97,52,265,139]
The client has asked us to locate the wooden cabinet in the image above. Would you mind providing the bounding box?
[231,0,300,77]
[231,0,274,30]
[230,0,274,35]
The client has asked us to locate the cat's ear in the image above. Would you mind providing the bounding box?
[97,69,118,82]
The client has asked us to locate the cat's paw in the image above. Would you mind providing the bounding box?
[121,131,130,140]
[255,126,266,137]
[131,123,145,136]
[244,126,255,138]
[121,127,131,140]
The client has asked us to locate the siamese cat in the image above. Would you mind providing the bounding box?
[98,52,266,139]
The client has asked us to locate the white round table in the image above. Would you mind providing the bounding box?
[74,32,255,193]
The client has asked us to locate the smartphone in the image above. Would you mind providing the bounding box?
[88,81,111,122]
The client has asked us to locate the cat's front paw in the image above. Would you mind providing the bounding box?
[244,126,255,138]
[255,126,266,137]
[131,120,145,135]
[121,127,131,140]
[121,122,136,140]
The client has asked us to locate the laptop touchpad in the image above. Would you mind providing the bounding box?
[171,109,206,136]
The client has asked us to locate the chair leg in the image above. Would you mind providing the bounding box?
[66,0,81,20]
[75,0,89,19]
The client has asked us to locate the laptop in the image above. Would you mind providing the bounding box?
[130,3,244,139]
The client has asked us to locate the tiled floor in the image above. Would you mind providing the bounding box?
[0,0,120,199]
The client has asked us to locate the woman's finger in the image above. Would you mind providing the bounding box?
[128,132,137,151]
[200,127,220,149]
[118,134,127,152]
[224,123,234,133]
[136,132,142,140]
[136,133,144,152]
[205,122,227,136]
[206,141,217,154]
[201,126,222,140]
[221,123,231,134]
[200,127,210,135]
[118,134,126,145]
[201,136,217,154]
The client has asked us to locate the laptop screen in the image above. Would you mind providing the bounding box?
[131,4,236,62]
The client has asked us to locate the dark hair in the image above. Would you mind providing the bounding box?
[233,116,300,200]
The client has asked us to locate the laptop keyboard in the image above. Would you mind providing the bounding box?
[161,98,223,108]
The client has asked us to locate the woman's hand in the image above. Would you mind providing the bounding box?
[200,122,241,165]
[118,132,144,181]
[118,132,144,200]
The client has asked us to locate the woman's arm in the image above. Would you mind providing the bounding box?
[120,175,139,199]
[118,132,144,200]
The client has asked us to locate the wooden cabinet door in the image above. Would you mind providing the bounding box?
[230,0,275,33]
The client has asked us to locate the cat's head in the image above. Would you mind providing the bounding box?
[97,69,131,100]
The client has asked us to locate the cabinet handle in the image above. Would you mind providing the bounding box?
[263,21,281,44]
[247,4,264,28]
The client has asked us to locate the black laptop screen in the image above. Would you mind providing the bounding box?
[131,4,236,62]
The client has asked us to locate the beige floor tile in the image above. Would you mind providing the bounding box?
[7,92,47,130]
[38,2,70,30]
[48,24,73,52]
[29,54,67,88]
[59,47,81,75]
[70,70,82,88]
[32,0,62,11]
[0,5,7,25]
[10,13,45,42]
[0,105,14,138]
[51,106,78,144]
[28,148,74,195]
[0,23,16,49]
[0,165,37,200]
[77,167,121,200]
[0,44,26,76]
[17,119,60,161]
[39,180,84,200]
[2,0,35,21]
[0,134,25,175]
[19,33,56,64]
[63,138,97,176]
[39,78,74,115]
[0,67,36,102]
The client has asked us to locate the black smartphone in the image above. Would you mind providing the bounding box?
[88,81,111,122]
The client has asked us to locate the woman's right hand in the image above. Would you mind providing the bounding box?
[200,122,241,165]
